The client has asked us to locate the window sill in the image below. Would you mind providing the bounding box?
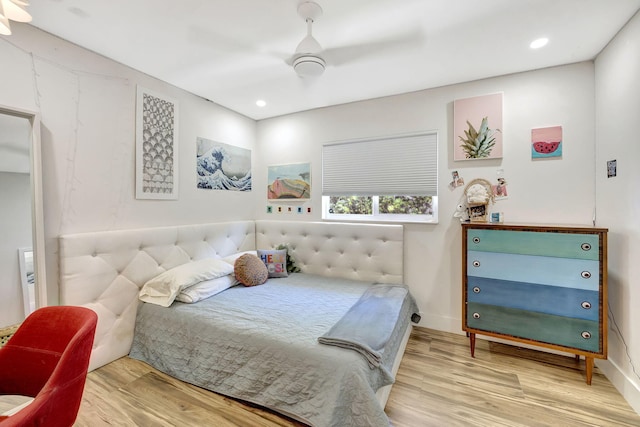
[322,216,439,225]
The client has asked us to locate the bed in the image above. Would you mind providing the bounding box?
[59,220,416,427]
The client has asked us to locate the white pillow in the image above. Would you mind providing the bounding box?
[221,250,257,265]
[175,275,238,303]
[139,258,234,307]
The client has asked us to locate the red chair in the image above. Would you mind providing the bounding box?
[0,306,98,426]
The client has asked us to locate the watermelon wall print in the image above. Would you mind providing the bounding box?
[531,126,562,159]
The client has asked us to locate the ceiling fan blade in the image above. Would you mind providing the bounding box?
[188,26,260,56]
[323,28,425,67]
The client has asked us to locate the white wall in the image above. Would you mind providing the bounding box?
[595,10,640,413]
[0,172,32,326]
[1,15,636,415]
[256,62,596,332]
[0,24,257,306]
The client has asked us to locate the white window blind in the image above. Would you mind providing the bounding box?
[322,132,438,196]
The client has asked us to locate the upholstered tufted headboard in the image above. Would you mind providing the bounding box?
[256,220,403,285]
[59,220,403,371]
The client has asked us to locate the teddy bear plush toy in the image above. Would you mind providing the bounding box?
[453,203,470,222]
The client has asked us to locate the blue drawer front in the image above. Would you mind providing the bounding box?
[467,229,600,260]
[467,277,599,321]
[467,251,599,291]
[466,302,601,353]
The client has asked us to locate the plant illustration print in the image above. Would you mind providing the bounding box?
[459,117,500,159]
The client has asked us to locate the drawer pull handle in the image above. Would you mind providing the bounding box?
[581,271,591,279]
[472,312,481,319]
[472,237,481,244]
[472,286,481,294]
[581,301,592,309]
[581,331,592,339]
[581,243,592,251]
[472,260,481,267]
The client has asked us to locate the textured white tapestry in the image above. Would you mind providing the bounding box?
[136,86,179,199]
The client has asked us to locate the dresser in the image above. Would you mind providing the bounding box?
[462,223,607,384]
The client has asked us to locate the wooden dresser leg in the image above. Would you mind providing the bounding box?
[469,333,476,358]
[586,357,594,385]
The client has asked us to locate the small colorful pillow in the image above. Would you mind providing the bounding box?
[257,249,288,278]
[234,254,268,287]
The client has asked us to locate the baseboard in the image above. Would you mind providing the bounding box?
[417,312,461,334]
[596,358,640,415]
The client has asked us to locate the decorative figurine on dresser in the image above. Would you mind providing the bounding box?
[461,223,608,385]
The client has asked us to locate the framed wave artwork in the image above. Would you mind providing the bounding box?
[196,137,252,191]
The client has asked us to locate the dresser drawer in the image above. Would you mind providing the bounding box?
[466,302,600,353]
[468,250,599,291]
[467,229,600,260]
[467,277,599,321]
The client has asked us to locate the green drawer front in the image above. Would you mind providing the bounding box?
[466,229,600,260]
[466,302,601,353]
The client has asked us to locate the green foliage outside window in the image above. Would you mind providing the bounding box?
[329,196,432,215]
[379,196,433,215]
[329,196,372,214]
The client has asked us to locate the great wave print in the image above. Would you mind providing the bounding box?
[196,137,252,191]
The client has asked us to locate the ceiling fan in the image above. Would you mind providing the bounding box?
[292,1,326,78]
[290,1,424,79]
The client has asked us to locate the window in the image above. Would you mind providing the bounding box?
[322,132,438,223]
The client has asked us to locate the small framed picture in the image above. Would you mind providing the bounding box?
[468,203,488,222]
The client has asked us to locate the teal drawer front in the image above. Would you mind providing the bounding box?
[467,229,600,260]
[468,251,599,291]
[466,302,600,352]
[467,277,599,321]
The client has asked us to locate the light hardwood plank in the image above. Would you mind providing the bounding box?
[76,327,640,426]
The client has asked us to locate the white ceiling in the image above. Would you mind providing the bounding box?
[26,0,640,120]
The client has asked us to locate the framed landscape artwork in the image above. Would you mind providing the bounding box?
[267,163,311,200]
[135,86,179,199]
[453,93,503,161]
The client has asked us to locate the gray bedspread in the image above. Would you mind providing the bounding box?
[129,273,417,427]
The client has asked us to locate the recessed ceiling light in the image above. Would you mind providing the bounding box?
[256,99,266,107]
[530,37,549,49]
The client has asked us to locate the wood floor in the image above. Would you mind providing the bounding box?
[76,327,640,426]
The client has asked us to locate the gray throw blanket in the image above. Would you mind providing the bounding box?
[318,283,408,368]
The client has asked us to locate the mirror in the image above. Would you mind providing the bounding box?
[0,105,46,328]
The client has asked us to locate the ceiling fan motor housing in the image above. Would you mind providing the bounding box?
[293,54,326,77]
